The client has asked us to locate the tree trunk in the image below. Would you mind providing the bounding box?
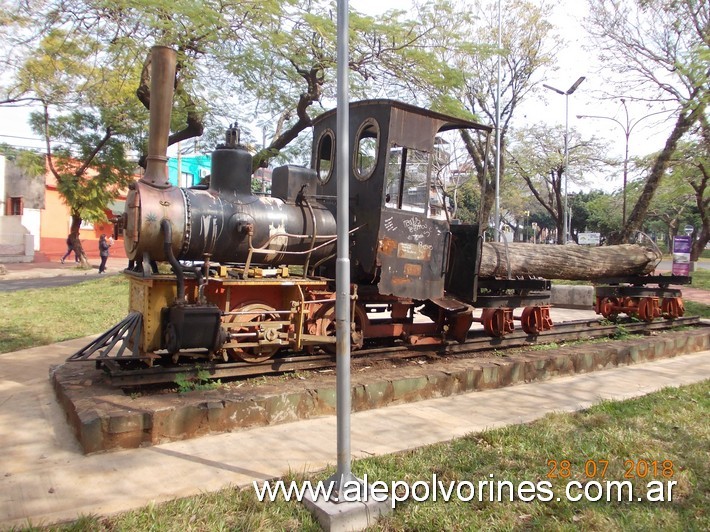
[69,214,91,268]
[614,101,705,244]
[479,242,662,280]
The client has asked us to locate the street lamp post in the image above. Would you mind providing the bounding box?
[577,100,671,227]
[543,76,586,243]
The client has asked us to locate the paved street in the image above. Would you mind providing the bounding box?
[0,272,119,292]
[0,257,125,291]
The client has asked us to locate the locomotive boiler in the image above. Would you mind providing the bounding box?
[69,46,561,369]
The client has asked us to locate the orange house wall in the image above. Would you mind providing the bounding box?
[39,187,127,260]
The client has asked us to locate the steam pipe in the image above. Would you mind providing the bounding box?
[161,219,185,303]
[142,46,178,188]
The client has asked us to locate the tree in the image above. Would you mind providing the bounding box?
[17,31,145,264]
[658,135,710,259]
[636,153,693,246]
[585,0,709,243]
[584,191,623,239]
[505,123,610,243]
[454,0,558,225]
[2,0,472,260]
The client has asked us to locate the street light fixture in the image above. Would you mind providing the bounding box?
[543,76,586,243]
[577,99,672,227]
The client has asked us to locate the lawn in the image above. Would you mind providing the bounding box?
[689,268,710,290]
[0,276,129,354]
[30,380,709,531]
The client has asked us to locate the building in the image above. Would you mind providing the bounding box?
[0,154,126,262]
[166,153,272,192]
[0,154,42,262]
[167,153,211,187]
[1,149,271,263]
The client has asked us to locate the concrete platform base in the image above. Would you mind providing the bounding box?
[303,487,392,532]
[52,327,710,454]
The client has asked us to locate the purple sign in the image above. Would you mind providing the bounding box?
[672,235,691,276]
[672,235,692,254]
[672,262,690,276]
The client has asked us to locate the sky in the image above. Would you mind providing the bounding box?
[0,0,675,193]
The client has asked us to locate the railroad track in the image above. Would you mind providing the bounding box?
[99,316,704,387]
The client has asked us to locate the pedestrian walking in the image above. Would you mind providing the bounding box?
[60,234,79,263]
[98,234,111,273]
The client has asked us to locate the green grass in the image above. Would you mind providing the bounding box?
[24,380,709,531]
[689,268,710,290]
[0,276,129,354]
[684,301,710,319]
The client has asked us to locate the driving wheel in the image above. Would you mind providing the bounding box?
[223,303,281,363]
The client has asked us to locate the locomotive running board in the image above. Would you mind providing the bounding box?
[66,312,148,362]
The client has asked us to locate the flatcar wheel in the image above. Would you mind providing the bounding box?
[520,306,553,335]
[224,303,281,363]
[481,308,514,337]
[661,297,685,319]
[597,297,619,320]
[637,297,660,323]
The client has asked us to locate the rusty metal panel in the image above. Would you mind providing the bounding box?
[377,211,449,300]
[444,223,481,301]
[389,107,439,152]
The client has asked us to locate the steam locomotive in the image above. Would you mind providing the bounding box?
[71,46,555,368]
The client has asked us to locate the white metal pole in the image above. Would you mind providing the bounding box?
[334,0,352,491]
[563,93,569,244]
[493,0,501,241]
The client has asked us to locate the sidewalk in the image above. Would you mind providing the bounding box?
[1,335,708,528]
[0,256,128,280]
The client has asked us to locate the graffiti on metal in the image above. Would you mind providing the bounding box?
[402,216,431,241]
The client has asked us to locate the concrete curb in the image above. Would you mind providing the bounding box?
[551,284,595,309]
[53,327,710,454]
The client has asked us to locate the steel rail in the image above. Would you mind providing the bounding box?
[101,316,703,387]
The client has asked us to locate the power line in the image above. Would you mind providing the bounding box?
[0,133,43,142]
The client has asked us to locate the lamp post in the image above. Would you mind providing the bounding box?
[577,100,671,227]
[493,0,502,241]
[543,76,586,243]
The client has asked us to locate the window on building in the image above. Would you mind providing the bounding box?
[8,196,23,216]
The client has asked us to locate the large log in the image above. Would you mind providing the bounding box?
[479,243,662,280]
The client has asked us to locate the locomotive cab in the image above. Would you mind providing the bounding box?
[310,100,492,301]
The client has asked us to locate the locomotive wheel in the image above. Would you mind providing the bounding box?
[481,308,514,337]
[661,297,684,319]
[637,297,660,323]
[223,303,281,363]
[312,303,366,354]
